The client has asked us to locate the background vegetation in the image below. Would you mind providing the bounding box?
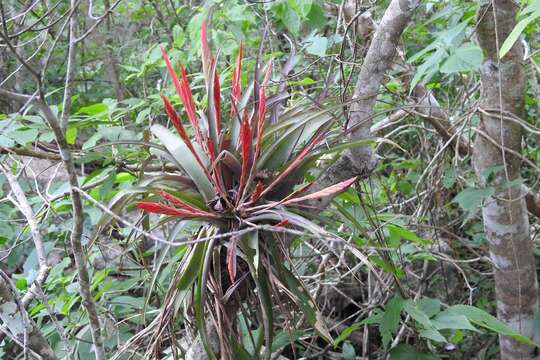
[0,0,539,359]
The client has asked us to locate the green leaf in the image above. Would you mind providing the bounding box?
[282,7,301,35]
[0,134,15,147]
[403,300,433,329]
[10,129,38,145]
[446,305,539,346]
[419,328,446,342]
[442,166,456,189]
[381,296,403,348]
[452,187,494,211]
[432,312,477,331]
[306,3,326,28]
[500,12,539,58]
[79,103,108,115]
[342,341,356,360]
[66,127,78,145]
[387,224,430,246]
[288,77,316,86]
[15,278,27,290]
[176,241,205,291]
[99,170,117,200]
[305,34,328,57]
[151,124,215,202]
[417,298,441,318]
[271,330,305,352]
[440,43,483,73]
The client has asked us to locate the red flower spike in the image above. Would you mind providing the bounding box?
[178,63,203,145]
[160,47,203,145]
[161,95,187,138]
[242,62,273,202]
[228,237,237,283]
[159,191,211,215]
[161,47,183,102]
[136,201,204,218]
[230,42,243,117]
[161,96,210,176]
[257,61,273,139]
[237,110,251,202]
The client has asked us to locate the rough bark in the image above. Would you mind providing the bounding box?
[311,0,417,210]
[474,1,539,358]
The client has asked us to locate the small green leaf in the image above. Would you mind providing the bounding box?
[66,127,78,145]
[15,278,27,290]
[419,328,446,342]
[432,312,477,331]
[417,298,441,318]
[305,34,328,57]
[342,341,356,360]
[9,129,38,145]
[403,300,432,329]
[440,43,483,73]
[79,103,108,115]
[334,311,382,346]
[288,77,316,86]
[380,296,403,349]
[452,187,494,211]
[500,12,539,58]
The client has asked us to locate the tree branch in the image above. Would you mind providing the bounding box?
[309,0,418,209]
[0,165,50,308]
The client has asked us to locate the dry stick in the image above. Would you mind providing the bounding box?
[0,164,50,308]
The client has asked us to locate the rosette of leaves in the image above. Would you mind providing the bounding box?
[130,23,357,358]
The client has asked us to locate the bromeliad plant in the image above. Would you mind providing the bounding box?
[135,22,357,358]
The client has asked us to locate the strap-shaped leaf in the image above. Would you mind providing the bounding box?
[258,111,333,171]
[283,177,357,204]
[151,124,215,202]
[176,240,205,291]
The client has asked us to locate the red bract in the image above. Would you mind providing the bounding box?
[136,201,210,218]
[231,42,243,113]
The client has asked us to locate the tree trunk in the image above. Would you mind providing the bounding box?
[474,1,539,358]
